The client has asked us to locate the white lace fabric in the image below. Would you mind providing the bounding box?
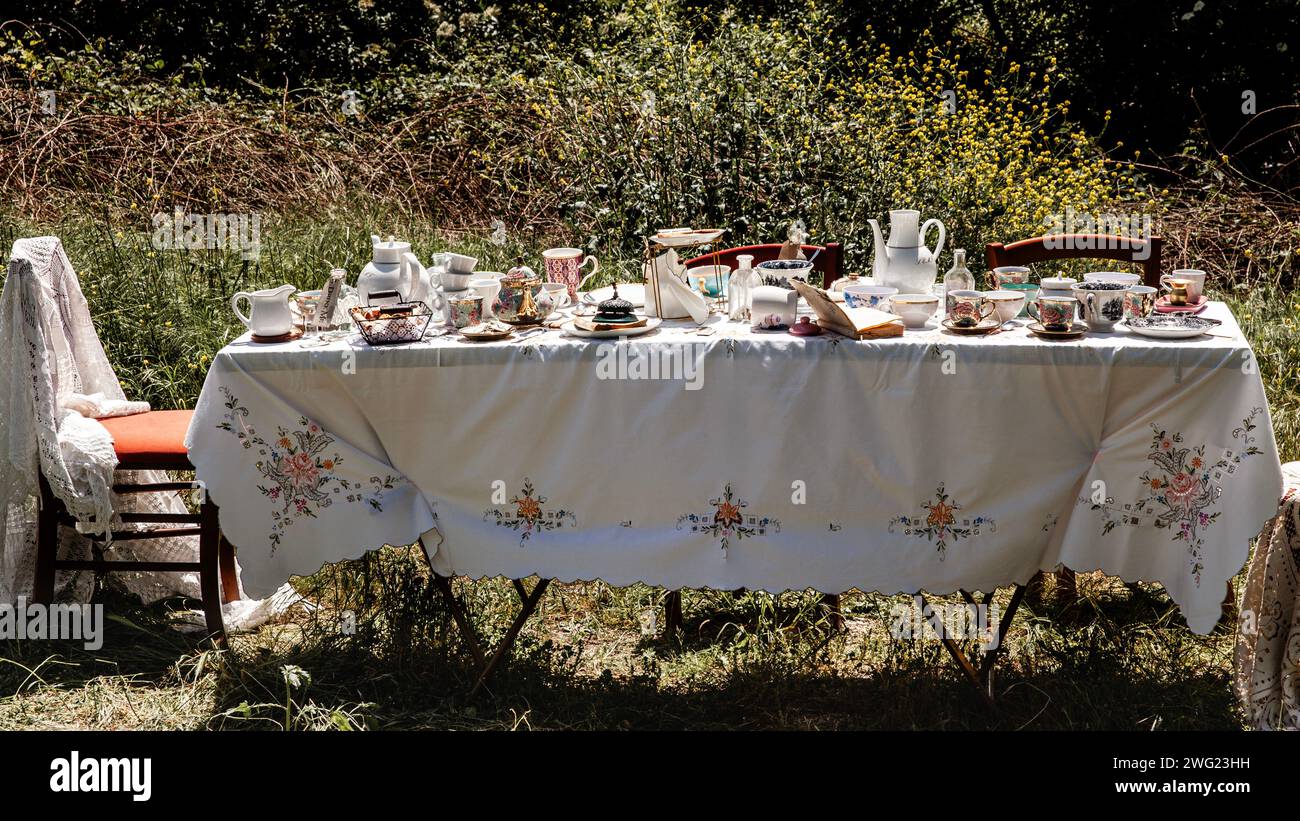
[1235,461,1300,730]
[0,236,293,627]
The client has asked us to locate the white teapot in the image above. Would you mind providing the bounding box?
[231,284,296,337]
[358,234,416,305]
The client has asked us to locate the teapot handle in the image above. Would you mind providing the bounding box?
[920,219,946,261]
[231,292,253,328]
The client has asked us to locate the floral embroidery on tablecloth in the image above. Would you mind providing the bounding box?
[216,387,401,554]
[676,482,780,556]
[482,478,575,546]
[889,484,996,560]
[1080,408,1264,585]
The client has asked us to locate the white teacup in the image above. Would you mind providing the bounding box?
[889,293,939,329]
[470,277,502,317]
[1163,269,1206,302]
[445,252,478,275]
[984,290,1027,325]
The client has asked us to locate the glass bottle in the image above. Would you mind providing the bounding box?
[729,254,755,320]
[942,249,974,311]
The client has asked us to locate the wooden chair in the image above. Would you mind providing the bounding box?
[33,410,239,645]
[684,242,845,288]
[985,234,1162,287]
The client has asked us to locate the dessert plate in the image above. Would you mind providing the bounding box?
[1125,314,1220,339]
[560,317,661,339]
[582,283,646,308]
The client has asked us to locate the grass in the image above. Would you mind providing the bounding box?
[0,208,1293,731]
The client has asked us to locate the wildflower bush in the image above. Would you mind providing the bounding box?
[515,2,1135,270]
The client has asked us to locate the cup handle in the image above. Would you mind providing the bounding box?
[577,256,601,290]
[979,299,997,321]
[1159,274,1173,291]
[1027,300,1040,321]
[231,292,253,328]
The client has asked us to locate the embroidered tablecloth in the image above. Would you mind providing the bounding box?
[186,301,1283,634]
[1235,461,1300,728]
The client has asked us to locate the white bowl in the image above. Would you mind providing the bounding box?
[688,265,731,298]
[889,293,939,328]
[843,284,898,311]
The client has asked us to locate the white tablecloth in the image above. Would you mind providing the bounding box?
[186,302,1283,634]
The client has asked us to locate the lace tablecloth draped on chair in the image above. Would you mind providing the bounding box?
[1235,461,1300,730]
[0,237,294,628]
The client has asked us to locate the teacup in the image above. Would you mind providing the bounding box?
[992,266,1030,288]
[889,293,939,329]
[1029,296,1078,331]
[946,290,996,327]
[1001,283,1040,316]
[843,284,898,311]
[535,281,572,317]
[1124,285,1157,318]
[1072,282,1129,332]
[448,294,484,329]
[470,277,502,317]
[445,252,478,276]
[984,290,1027,325]
[1163,269,1206,302]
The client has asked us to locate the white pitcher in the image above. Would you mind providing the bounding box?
[869,210,946,293]
[231,284,296,337]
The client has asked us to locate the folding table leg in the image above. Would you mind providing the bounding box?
[432,573,488,671]
[469,578,550,698]
[664,590,683,633]
[920,583,1026,708]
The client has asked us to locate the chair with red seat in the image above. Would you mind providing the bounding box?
[0,239,237,645]
[34,410,239,644]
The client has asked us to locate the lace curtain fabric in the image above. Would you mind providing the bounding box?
[0,237,294,626]
[1235,461,1300,730]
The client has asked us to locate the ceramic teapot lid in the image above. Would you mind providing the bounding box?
[502,265,539,287]
[372,235,411,264]
[788,316,823,336]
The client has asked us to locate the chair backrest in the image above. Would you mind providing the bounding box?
[985,235,1162,287]
[685,243,844,288]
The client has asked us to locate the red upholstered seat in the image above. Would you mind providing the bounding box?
[98,410,194,470]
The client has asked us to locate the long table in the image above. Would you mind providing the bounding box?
[188,301,1283,686]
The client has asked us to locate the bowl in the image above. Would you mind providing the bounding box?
[992,266,1031,287]
[843,284,898,311]
[1085,271,1140,287]
[999,282,1040,316]
[889,293,939,328]
[688,265,731,297]
[756,259,814,287]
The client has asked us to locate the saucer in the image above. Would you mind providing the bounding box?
[1154,295,1208,314]
[1027,321,1087,339]
[459,322,514,341]
[941,317,1001,335]
[250,328,304,343]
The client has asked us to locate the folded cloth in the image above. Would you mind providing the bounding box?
[59,392,151,419]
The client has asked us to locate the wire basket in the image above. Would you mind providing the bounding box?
[349,304,433,345]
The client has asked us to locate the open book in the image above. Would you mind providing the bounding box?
[791,280,904,339]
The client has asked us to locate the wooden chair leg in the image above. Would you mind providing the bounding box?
[217,533,239,603]
[33,475,60,604]
[198,498,227,647]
